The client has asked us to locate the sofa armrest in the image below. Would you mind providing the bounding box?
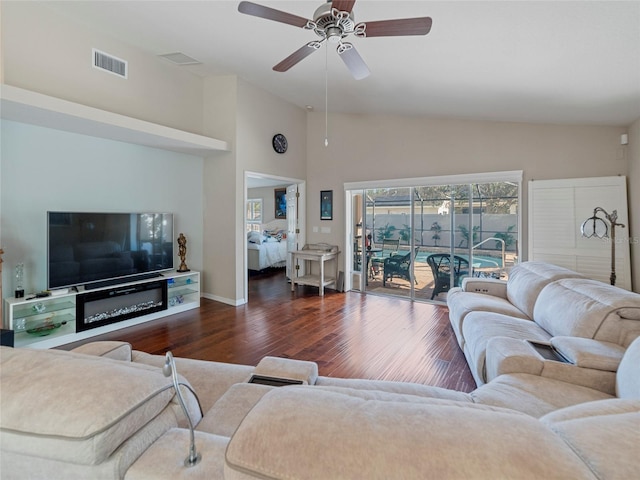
[70,341,132,361]
[253,356,318,385]
[485,337,617,395]
[485,338,545,381]
[461,277,508,298]
[550,337,625,372]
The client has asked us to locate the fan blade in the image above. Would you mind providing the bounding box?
[359,17,432,37]
[332,0,356,13]
[337,43,370,80]
[273,43,322,72]
[238,1,311,28]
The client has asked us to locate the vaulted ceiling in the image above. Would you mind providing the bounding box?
[44,1,640,126]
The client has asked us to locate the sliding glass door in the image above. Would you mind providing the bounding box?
[347,173,521,302]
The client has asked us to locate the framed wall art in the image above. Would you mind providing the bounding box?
[274,188,287,219]
[320,190,333,220]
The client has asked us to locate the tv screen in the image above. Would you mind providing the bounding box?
[47,212,174,289]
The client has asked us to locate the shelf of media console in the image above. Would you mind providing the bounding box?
[3,270,200,349]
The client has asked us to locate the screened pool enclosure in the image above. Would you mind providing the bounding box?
[345,172,522,302]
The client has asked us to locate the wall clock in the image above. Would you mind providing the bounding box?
[272,133,288,154]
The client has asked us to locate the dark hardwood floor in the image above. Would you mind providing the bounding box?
[61,269,476,393]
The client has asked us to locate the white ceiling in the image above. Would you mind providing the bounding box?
[44,0,640,126]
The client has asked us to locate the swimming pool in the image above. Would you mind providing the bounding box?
[377,249,504,269]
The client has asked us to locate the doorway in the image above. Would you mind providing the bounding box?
[244,172,305,303]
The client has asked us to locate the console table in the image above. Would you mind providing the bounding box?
[290,244,340,296]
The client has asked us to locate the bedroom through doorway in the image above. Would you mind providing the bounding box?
[244,172,305,303]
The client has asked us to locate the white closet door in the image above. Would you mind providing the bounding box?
[528,176,631,290]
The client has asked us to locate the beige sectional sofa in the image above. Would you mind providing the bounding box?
[1,338,639,479]
[447,261,640,385]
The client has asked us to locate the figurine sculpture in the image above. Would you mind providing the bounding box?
[177,233,190,272]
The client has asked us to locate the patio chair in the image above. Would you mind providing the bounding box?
[426,253,470,300]
[371,239,400,277]
[382,247,420,286]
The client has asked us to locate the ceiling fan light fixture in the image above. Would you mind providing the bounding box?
[326,26,343,43]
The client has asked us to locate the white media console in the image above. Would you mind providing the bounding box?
[2,270,200,349]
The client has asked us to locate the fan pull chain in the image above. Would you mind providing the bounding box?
[325,42,329,147]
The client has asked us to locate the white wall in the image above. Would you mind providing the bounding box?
[0,120,204,295]
[306,112,629,279]
[234,79,307,303]
[201,76,238,303]
[1,1,205,134]
[201,77,306,305]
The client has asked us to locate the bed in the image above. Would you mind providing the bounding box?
[247,221,288,271]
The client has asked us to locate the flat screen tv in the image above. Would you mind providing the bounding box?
[47,212,174,290]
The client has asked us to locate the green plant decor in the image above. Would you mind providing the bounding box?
[494,225,516,250]
[430,221,442,246]
[399,224,411,244]
[375,223,397,243]
[457,225,480,248]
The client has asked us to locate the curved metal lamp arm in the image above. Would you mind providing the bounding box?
[163,351,202,467]
[581,207,626,286]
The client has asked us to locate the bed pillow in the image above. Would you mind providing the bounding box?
[248,231,263,244]
[264,230,285,242]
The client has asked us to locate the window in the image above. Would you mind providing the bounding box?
[246,198,262,232]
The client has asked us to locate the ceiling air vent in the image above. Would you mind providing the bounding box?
[158,52,202,66]
[92,48,128,78]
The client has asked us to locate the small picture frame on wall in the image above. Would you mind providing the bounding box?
[320,190,333,220]
[275,188,287,219]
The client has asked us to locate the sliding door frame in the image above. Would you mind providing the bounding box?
[344,170,523,298]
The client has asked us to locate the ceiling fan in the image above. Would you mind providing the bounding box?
[237,0,432,80]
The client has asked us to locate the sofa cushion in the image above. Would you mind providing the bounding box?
[0,347,194,465]
[197,383,273,437]
[224,387,596,480]
[471,374,613,418]
[71,340,133,361]
[315,376,472,401]
[534,278,640,345]
[447,288,530,349]
[616,336,640,399]
[1,407,178,480]
[462,312,551,384]
[446,262,583,352]
[505,262,584,319]
[541,399,640,480]
[125,428,230,480]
